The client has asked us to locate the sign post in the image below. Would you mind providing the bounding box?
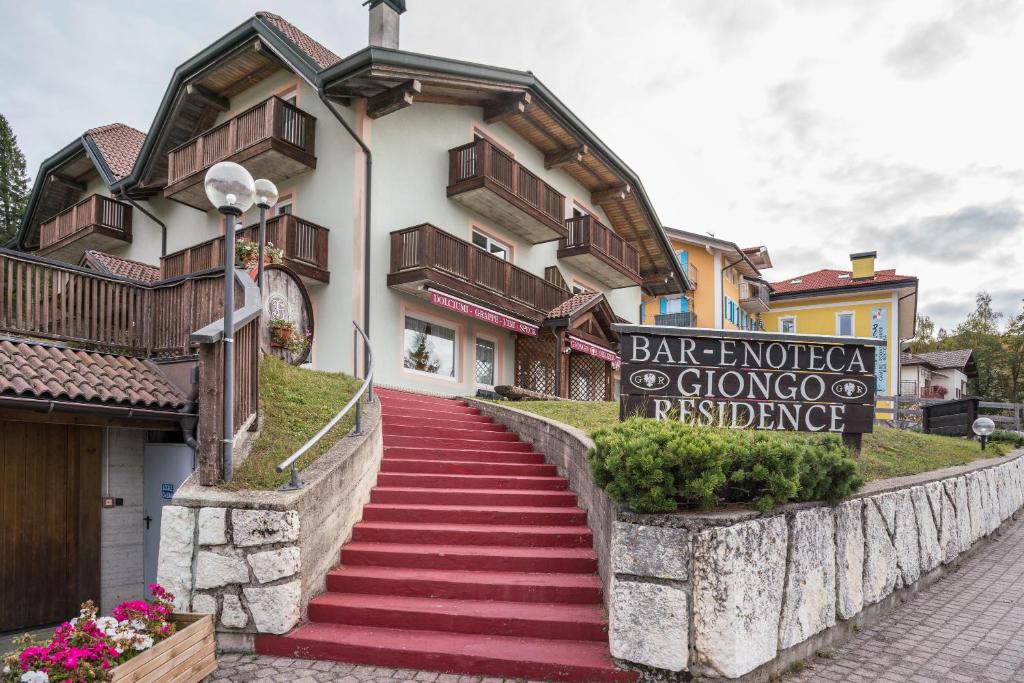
[614,326,885,449]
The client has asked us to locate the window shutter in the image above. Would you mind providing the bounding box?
[660,298,667,315]
[640,302,646,323]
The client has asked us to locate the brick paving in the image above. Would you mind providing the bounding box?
[788,514,1024,683]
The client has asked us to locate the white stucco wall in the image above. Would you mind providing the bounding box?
[100,428,146,613]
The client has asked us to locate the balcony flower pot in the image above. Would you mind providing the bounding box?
[269,318,296,350]
[108,613,216,683]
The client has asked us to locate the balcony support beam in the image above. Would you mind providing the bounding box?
[484,92,532,123]
[50,174,86,192]
[367,79,421,119]
[592,184,631,205]
[545,144,589,170]
[185,83,230,112]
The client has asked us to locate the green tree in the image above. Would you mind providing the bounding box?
[0,114,30,244]
[908,314,937,352]
[949,293,1006,399]
[1005,303,1024,402]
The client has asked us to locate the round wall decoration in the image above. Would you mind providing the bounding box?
[260,264,314,366]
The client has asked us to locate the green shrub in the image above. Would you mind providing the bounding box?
[990,430,1024,448]
[588,418,863,514]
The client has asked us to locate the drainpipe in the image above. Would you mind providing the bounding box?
[117,190,168,256]
[318,91,372,373]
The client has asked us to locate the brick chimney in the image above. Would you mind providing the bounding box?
[367,0,405,49]
[850,251,877,280]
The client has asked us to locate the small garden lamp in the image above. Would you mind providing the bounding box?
[253,179,279,294]
[204,161,256,484]
[972,416,995,451]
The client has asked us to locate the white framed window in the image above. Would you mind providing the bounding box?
[403,315,457,379]
[471,230,510,261]
[779,316,796,334]
[279,88,298,104]
[664,297,688,314]
[475,338,496,387]
[275,195,294,216]
[836,312,855,336]
[571,280,594,295]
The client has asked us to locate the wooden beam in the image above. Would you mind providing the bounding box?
[592,184,631,205]
[484,92,532,123]
[366,79,422,120]
[186,83,229,112]
[50,174,86,192]
[544,144,589,170]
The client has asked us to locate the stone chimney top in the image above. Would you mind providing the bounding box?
[366,0,406,49]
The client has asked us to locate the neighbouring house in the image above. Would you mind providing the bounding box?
[900,349,977,400]
[0,2,690,635]
[760,251,919,399]
[639,228,771,331]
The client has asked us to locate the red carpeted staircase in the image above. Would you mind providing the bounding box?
[256,388,636,682]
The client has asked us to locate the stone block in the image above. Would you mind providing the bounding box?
[156,505,196,612]
[834,499,864,620]
[691,516,787,678]
[221,594,249,629]
[966,472,985,543]
[983,469,1000,533]
[197,507,228,546]
[191,592,217,615]
[929,481,959,564]
[912,486,941,573]
[611,521,689,580]
[862,496,898,605]
[247,546,301,584]
[945,476,971,554]
[610,577,689,671]
[779,508,836,649]
[195,549,250,589]
[244,581,301,634]
[893,489,920,586]
[233,509,300,547]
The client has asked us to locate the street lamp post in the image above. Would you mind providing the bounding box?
[973,416,995,451]
[253,179,279,294]
[203,162,256,484]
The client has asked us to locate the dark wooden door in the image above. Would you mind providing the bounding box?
[0,421,101,632]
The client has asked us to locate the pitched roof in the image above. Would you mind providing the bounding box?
[902,349,975,371]
[770,268,917,295]
[546,292,601,319]
[255,11,342,71]
[0,339,187,410]
[81,251,161,284]
[85,123,146,181]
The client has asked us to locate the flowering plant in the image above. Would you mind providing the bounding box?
[236,239,284,269]
[1,585,177,683]
[269,318,311,356]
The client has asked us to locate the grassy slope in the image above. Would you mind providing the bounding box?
[230,356,362,490]
[494,400,1010,481]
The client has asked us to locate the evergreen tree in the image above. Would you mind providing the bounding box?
[0,113,30,245]
[950,293,1005,399]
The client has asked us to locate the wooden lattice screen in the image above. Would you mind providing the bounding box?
[569,352,610,401]
[515,332,557,395]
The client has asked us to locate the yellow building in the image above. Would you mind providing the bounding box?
[761,251,918,398]
[640,229,772,331]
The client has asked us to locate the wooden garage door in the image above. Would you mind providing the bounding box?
[0,421,101,632]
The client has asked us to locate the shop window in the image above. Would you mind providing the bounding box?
[404,316,456,378]
[475,338,496,386]
[836,312,854,336]
[471,230,510,261]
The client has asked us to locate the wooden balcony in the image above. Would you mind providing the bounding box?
[557,215,641,288]
[447,138,567,244]
[739,280,770,313]
[388,223,571,324]
[164,96,316,209]
[38,194,132,262]
[161,214,330,284]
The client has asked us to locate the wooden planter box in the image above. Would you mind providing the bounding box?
[110,613,216,683]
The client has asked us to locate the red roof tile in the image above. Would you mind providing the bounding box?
[546,292,601,319]
[0,339,187,410]
[256,12,343,71]
[83,250,161,284]
[770,268,916,295]
[85,123,146,181]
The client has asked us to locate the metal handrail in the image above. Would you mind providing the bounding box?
[275,321,375,490]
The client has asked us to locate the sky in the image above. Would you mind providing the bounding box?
[1,0,1022,332]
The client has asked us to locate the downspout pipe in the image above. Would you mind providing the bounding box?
[318,90,372,373]
[117,190,169,256]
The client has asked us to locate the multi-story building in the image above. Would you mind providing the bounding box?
[900,349,977,400]
[761,251,919,398]
[639,228,771,331]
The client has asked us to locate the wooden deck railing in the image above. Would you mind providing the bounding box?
[562,215,640,277]
[0,249,242,357]
[39,194,132,251]
[448,138,566,224]
[160,214,330,280]
[167,96,316,185]
[390,224,570,313]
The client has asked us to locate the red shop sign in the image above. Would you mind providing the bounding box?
[429,290,539,337]
[569,334,619,366]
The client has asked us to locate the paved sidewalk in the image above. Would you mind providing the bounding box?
[788,514,1024,683]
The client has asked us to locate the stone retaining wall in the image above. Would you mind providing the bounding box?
[465,400,1024,680]
[156,400,383,650]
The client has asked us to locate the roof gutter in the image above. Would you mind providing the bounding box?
[0,395,193,422]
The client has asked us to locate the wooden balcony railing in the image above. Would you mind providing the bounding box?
[0,248,243,357]
[688,262,698,287]
[447,138,567,242]
[390,224,570,316]
[166,96,316,186]
[161,214,330,283]
[921,386,948,400]
[38,194,132,252]
[561,215,640,278]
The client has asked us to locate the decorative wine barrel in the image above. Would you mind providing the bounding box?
[260,264,314,366]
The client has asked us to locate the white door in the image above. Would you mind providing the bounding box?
[143,444,195,590]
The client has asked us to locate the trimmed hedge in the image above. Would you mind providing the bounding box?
[588,418,863,514]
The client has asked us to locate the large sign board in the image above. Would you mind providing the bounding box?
[616,326,884,434]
